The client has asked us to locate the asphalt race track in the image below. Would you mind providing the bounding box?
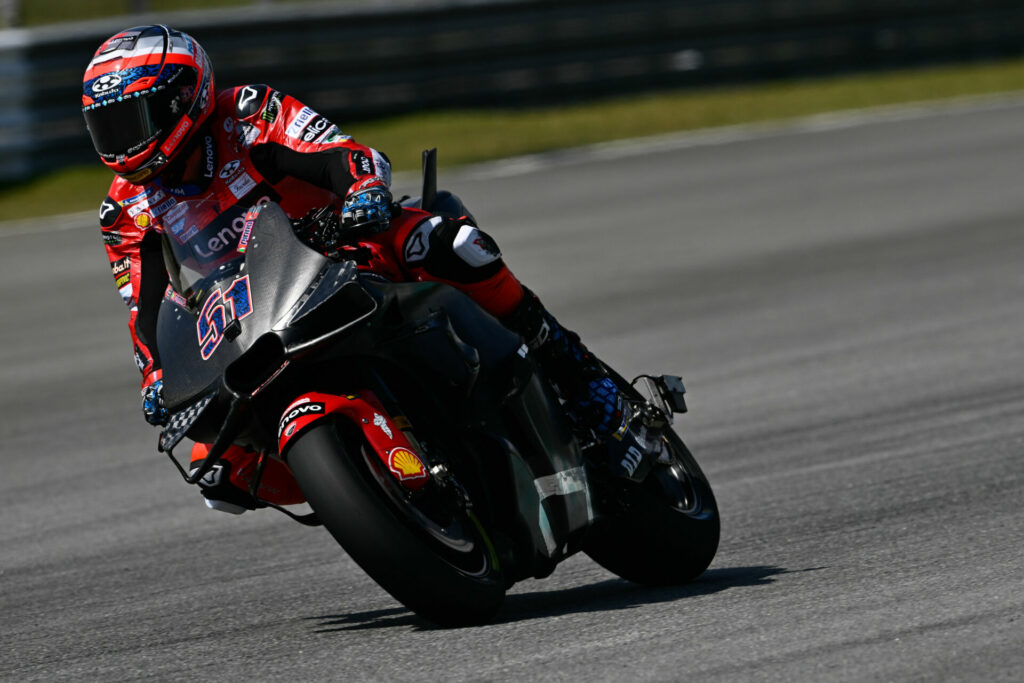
[3,97,1023,681]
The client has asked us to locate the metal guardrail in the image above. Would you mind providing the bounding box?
[2,0,1024,182]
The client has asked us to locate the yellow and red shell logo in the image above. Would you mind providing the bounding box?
[387,447,427,481]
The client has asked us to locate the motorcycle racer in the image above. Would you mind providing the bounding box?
[84,25,632,514]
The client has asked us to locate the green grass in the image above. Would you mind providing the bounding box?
[10,0,301,27]
[4,57,1024,222]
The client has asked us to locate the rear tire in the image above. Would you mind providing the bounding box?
[585,432,719,585]
[287,421,505,626]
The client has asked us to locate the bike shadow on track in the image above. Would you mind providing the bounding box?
[309,565,792,632]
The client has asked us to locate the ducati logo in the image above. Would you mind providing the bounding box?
[373,413,393,439]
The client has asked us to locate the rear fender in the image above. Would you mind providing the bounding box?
[278,391,430,492]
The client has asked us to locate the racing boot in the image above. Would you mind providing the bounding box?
[504,288,664,478]
[503,288,621,430]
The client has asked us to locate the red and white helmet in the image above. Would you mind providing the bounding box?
[82,25,214,183]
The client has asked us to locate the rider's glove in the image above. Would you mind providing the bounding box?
[142,379,168,426]
[341,183,393,236]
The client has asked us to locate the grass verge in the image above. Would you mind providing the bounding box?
[3,58,1023,223]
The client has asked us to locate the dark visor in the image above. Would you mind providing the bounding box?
[83,74,196,158]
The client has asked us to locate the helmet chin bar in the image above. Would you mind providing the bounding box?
[120,152,168,183]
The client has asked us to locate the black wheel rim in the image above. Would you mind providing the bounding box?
[360,443,496,578]
[648,433,715,520]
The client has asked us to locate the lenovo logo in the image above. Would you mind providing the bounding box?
[278,402,325,439]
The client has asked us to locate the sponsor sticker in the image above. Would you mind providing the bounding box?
[352,151,374,177]
[149,197,177,218]
[323,130,352,144]
[237,203,264,253]
[201,136,215,179]
[91,73,122,94]
[453,224,501,267]
[237,218,255,253]
[121,186,159,207]
[160,117,191,156]
[219,160,241,179]
[111,256,131,289]
[118,283,134,305]
[277,401,325,439]
[164,285,188,308]
[372,150,392,186]
[237,123,260,148]
[387,448,428,482]
[314,125,339,144]
[285,106,316,139]
[135,213,151,228]
[162,201,189,224]
[229,172,257,199]
[125,190,166,219]
[261,91,282,123]
[301,116,331,143]
[373,413,393,439]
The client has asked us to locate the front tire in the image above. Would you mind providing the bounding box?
[287,420,505,626]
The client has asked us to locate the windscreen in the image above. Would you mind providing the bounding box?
[162,198,261,298]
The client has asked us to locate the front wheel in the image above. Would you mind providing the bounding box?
[287,420,505,626]
[584,429,720,585]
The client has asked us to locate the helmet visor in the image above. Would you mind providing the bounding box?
[83,69,198,159]
[84,97,162,158]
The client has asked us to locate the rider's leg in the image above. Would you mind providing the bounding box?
[502,288,669,478]
[501,287,623,435]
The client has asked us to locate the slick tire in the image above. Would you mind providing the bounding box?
[585,431,720,585]
[287,420,505,627]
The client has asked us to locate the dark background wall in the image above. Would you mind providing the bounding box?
[2,0,1024,182]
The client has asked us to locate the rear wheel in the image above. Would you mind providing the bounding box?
[287,420,505,626]
[583,369,720,585]
[585,431,719,585]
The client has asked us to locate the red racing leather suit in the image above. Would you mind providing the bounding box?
[100,85,524,396]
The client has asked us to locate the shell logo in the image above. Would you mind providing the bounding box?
[135,213,151,228]
[388,447,427,481]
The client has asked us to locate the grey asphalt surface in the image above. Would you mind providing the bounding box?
[3,98,1024,681]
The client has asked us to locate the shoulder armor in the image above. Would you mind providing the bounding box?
[99,195,122,228]
[234,84,270,119]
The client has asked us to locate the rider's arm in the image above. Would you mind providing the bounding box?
[99,188,168,389]
[222,85,390,198]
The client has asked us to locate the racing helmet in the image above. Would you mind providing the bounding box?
[82,25,214,184]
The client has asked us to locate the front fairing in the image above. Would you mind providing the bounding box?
[157,200,333,409]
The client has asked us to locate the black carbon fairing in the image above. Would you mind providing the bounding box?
[157,201,330,410]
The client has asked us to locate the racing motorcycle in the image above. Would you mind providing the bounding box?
[156,152,719,626]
